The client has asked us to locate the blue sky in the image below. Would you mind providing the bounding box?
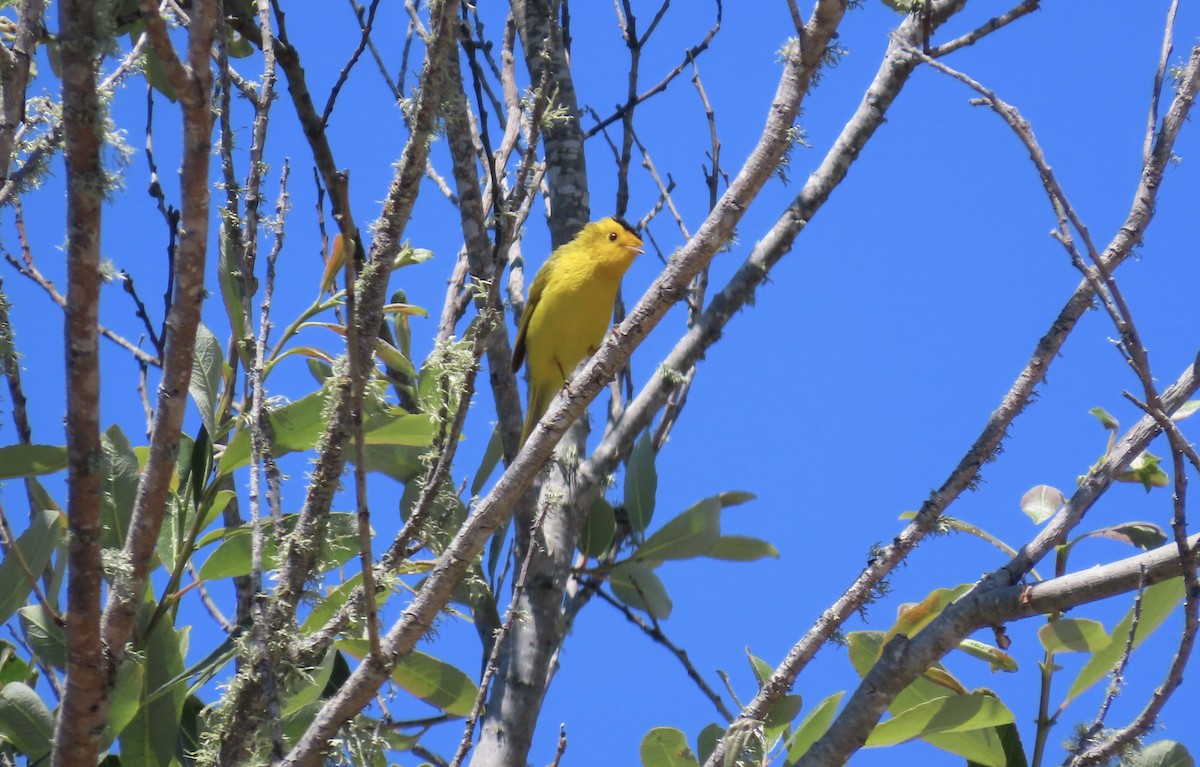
[3,1,1199,765]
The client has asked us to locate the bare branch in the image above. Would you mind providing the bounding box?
[927,0,1040,57]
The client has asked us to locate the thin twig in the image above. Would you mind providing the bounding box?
[926,0,1040,58]
[4,203,161,366]
[594,587,733,721]
[321,0,383,127]
[584,0,721,139]
[1143,0,1180,164]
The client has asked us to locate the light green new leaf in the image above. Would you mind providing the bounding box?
[0,682,53,760]
[955,639,1018,673]
[785,691,843,763]
[640,727,700,767]
[1089,407,1119,431]
[1115,450,1169,492]
[635,496,720,562]
[1065,578,1185,704]
[0,444,67,479]
[188,323,223,437]
[706,535,779,562]
[1038,618,1108,653]
[865,693,1013,747]
[611,561,672,618]
[339,640,477,717]
[0,509,62,625]
[1172,400,1200,422]
[625,431,658,532]
[1020,485,1063,524]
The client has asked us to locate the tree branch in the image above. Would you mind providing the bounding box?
[51,0,108,761]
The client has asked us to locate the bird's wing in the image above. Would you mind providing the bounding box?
[511,259,551,373]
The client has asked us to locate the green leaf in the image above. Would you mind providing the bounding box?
[376,338,418,381]
[766,692,803,731]
[1065,577,1185,704]
[624,431,658,533]
[188,324,223,438]
[785,692,843,763]
[218,388,330,475]
[865,693,1013,747]
[301,573,363,634]
[142,44,177,102]
[611,561,672,618]
[227,29,254,57]
[705,535,779,562]
[696,722,724,764]
[0,443,67,478]
[1038,618,1109,653]
[0,509,62,625]
[579,496,616,559]
[101,424,140,550]
[217,214,247,344]
[307,357,334,384]
[970,718,1029,767]
[1115,450,1169,492]
[717,490,756,508]
[1075,522,1168,551]
[635,496,720,562]
[362,413,439,447]
[1172,401,1200,422]
[338,640,477,717]
[0,640,34,685]
[0,682,54,760]
[1089,407,1119,431]
[199,512,362,580]
[848,631,1008,765]
[640,727,700,767]
[120,612,185,767]
[956,639,1018,673]
[103,657,145,750]
[281,646,337,716]
[880,0,925,12]
[1020,485,1063,524]
[18,604,66,669]
[470,424,504,498]
[885,585,972,645]
[1125,740,1194,767]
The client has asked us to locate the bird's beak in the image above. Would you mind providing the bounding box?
[629,244,644,255]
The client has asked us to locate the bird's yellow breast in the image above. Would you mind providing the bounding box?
[512,216,643,444]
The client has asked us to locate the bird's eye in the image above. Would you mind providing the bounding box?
[608,232,617,242]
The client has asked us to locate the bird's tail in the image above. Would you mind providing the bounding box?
[519,382,556,446]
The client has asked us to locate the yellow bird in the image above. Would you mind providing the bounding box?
[512,217,644,445]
